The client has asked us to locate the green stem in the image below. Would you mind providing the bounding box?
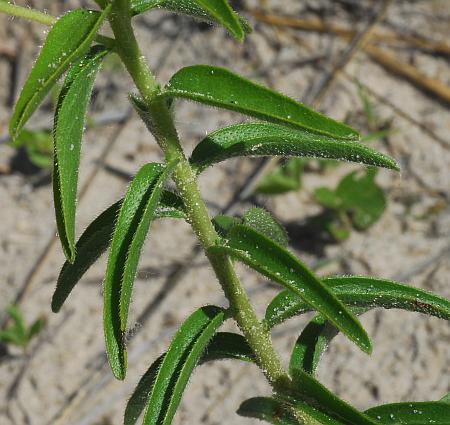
[109,0,290,389]
[0,1,56,26]
[0,1,115,49]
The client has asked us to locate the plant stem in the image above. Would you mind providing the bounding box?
[0,1,56,26]
[109,0,290,389]
[0,2,115,49]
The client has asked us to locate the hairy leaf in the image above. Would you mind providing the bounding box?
[53,46,109,262]
[9,7,111,139]
[265,276,450,328]
[287,277,450,376]
[141,306,225,425]
[209,225,372,354]
[162,66,360,140]
[238,396,349,425]
[52,200,120,313]
[212,215,241,238]
[130,0,250,39]
[289,368,379,425]
[104,162,177,380]
[156,191,186,219]
[237,397,299,425]
[125,330,251,425]
[243,208,288,247]
[125,354,165,425]
[289,314,331,376]
[190,123,398,173]
[201,332,255,363]
[52,191,185,314]
[365,402,450,424]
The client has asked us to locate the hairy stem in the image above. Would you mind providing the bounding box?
[109,0,290,389]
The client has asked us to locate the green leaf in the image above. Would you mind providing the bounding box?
[52,200,121,313]
[141,306,225,425]
[10,129,53,169]
[212,215,241,238]
[51,191,184,314]
[201,332,255,363]
[237,397,299,425]
[314,188,341,210]
[289,368,379,425]
[53,46,109,262]
[189,0,244,41]
[256,158,304,195]
[209,225,372,354]
[238,397,349,425]
[125,354,165,425]
[289,314,331,376]
[265,276,450,329]
[0,329,26,347]
[156,191,186,219]
[336,168,386,230]
[365,402,450,424]
[243,208,288,247]
[104,161,177,380]
[7,305,26,338]
[130,0,249,40]
[125,330,249,425]
[9,7,111,139]
[27,317,46,340]
[440,394,450,404]
[162,66,360,140]
[190,123,398,173]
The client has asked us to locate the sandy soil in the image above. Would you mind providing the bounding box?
[0,1,449,424]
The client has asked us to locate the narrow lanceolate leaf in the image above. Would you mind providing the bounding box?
[162,66,360,140]
[53,46,109,262]
[289,314,331,376]
[52,191,185,314]
[200,332,255,363]
[190,123,398,172]
[365,402,450,424]
[124,354,165,425]
[288,278,450,376]
[141,306,225,425]
[189,0,244,41]
[238,397,349,425]
[130,0,249,40]
[237,397,299,425]
[209,225,372,354]
[265,276,450,328]
[289,369,379,425]
[125,330,249,425]
[9,7,111,139]
[52,200,120,313]
[243,208,288,247]
[104,162,177,380]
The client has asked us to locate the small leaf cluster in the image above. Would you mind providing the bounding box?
[4,1,450,424]
[0,305,45,351]
[314,168,386,240]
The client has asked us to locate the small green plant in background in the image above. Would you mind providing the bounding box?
[254,79,394,241]
[0,305,45,351]
[314,168,386,241]
[9,129,53,169]
[1,1,449,424]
